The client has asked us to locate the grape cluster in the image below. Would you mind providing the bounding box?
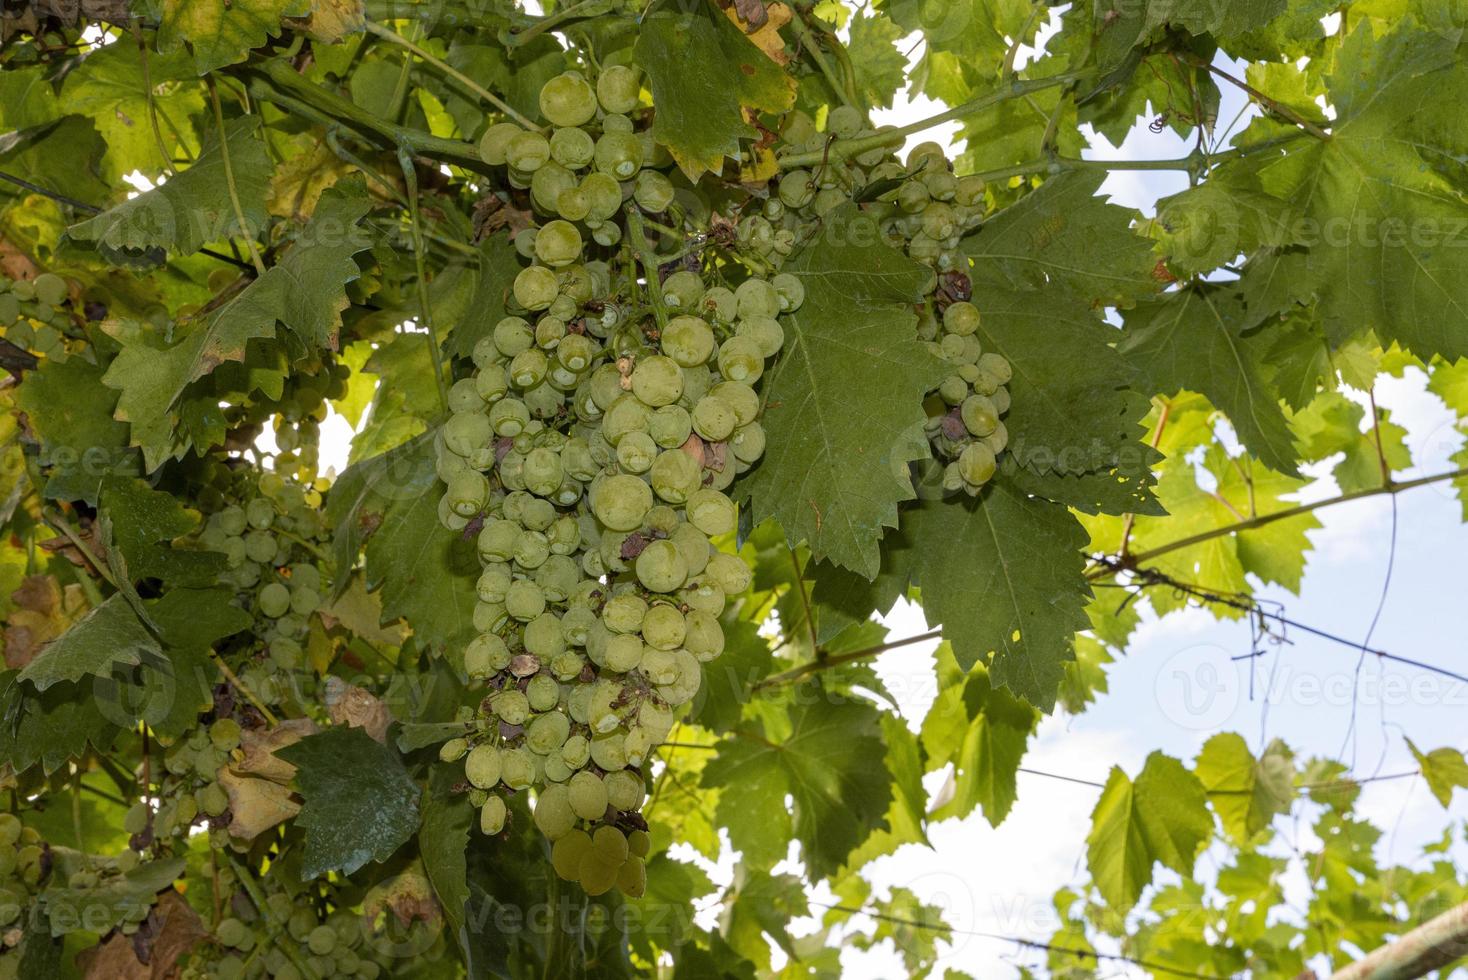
[0,273,74,362]
[182,877,435,980]
[145,715,242,842]
[765,117,1016,495]
[0,814,44,949]
[197,467,334,711]
[433,68,797,895]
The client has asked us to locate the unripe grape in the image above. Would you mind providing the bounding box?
[480,795,507,834]
[636,539,687,593]
[958,443,997,486]
[513,266,559,311]
[977,352,1013,385]
[479,122,522,165]
[649,450,701,504]
[736,315,784,358]
[439,737,469,763]
[705,551,752,595]
[552,829,592,880]
[591,474,653,531]
[531,162,578,215]
[259,582,291,618]
[661,271,704,310]
[602,395,651,444]
[594,130,643,179]
[535,220,583,268]
[465,745,503,789]
[489,398,531,437]
[550,126,595,169]
[686,488,737,536]
[507,131,552,172]
[506,579,548,621]
[597,64,641,113]
[641,603,686,650]
[630,355,684,407]
[581,173,623,222]
[568,770,608,820]
[448,470,491,516]
[533,784,577,840]
[540,72,598,127]
[716,335,765,383]
[961,394,998,438]
[944,301,980,337]
[526,711,570,754]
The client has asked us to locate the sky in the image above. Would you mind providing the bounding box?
[291,7,1468,976]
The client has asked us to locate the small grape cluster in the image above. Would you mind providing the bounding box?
[434,68,801,895]
[0,272,74,362]
[183,882,426,980]
[197,467,334,710]
[0,814,45,948]
[145,716,242,842]
[767,112,1017,495]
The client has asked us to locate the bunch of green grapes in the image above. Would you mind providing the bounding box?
[434,68,796,895]
[196,466,334,713]
[183,877,441,980]
[767,118,1014,495]
[0,814,45,953]
[0,272,74,362]
[139,715,242,846]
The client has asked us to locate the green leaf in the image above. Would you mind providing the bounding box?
[973,286,1158,512]
[688,616,771,733]
[0,66,60,132]
[1121,286,1300,475]
[276,726,422,879]
[326,431,480,655]
[59,41,203,181]
[842,713,929,868]
[98,475,227,588]
[1086,751,1211,911]
[1290,391,1410,493]
[14,356,140,505]
[1194,733,1295,843]
[964,170,1159,307]
[0,673,120,775]
[157,0,311,74]
[69,116,268,257]
[17,594,158,691]
[1405,738,1468,808]
[101,180,373,468]
[846,11,907,109]
[1093,0,1287,67]
[635,3,796,178]
[922,648,1038,826]
[1236,23,1468,361]
[702,699,893,881]
[419,764,473,944]
[445,233,521,360]
[743,204,946,578]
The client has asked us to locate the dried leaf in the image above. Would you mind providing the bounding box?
[324,676,392,743]
[233,718,317,782]
[4,575,87,669]
[724,1,792,65]
[218,766,301,840]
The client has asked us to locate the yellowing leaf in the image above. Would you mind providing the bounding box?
[291,0,364,42]
[158,0,311,74]
[723,1,793,65]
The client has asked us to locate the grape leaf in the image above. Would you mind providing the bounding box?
[742,204,946,578]
[905,480,1090,711]
[0,66,61,132]
[16,594,157,691]
[702,699,893,881]
[419,765,473,943]
[157,0,311,74]
[98,475,226,588]
[635,3,796,178]
[69,116,268,257]
[1291,392,1410,493]
[326,431,480,655]
[842,713,929,869]
[1195,734,1295,843]
[59,41,203,181]
[973,286,1158,512]
[1121,285,1300,476]
[14,356,140,505]
[1237,23,1468,361]
[101,180,373,468]
[921,649,1038,826]
[0,672,120,775]
[845,10,907,109]
[964,169,1158,307]
[1093,0,1287,67]
[1087,752,1211,911]
[276,726,421,879]
[1405,739,1468,808]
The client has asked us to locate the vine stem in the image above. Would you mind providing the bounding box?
[363,20,542,131]
[1193,58,1332,142]
[211,652,280,726]
[504,0,606,49]
[793,8,858,112]
[207,79,266,276]
[775,72,1088,169]
[398,144,450,417]
[1088,464,1468,580]
[626,208,670,331]
[752,629,942,690]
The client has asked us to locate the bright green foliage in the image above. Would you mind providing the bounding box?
[1086,752,1211,911]
[0,1,1466,977]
